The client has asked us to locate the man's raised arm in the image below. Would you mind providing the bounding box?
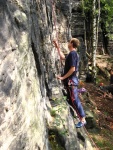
[53,40,65,60]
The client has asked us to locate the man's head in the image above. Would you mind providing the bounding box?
[68,38,80,51]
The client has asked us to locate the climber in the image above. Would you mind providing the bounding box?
[53,38,86,128]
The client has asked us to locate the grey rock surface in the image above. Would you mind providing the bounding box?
[0,0,95,150]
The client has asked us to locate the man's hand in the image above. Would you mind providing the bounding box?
[53,40,59,48]
[56,75,64,80]
[53,40,65,60]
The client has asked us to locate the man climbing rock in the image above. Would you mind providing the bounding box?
[53,38,86,128]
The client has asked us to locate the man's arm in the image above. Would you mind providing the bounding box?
[57,66,75,80]
[53,40,65,60]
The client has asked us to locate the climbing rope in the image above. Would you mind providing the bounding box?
[83,127,99,150]
[51,0,59,46]
[50,0,64,76]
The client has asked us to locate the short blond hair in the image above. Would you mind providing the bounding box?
[70,38,80,48]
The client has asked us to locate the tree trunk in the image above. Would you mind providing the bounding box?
[92,0,97,82]
[96,0,100,48]
[82,0,87,50]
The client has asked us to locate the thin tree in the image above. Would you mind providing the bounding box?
[96,0,100,49]
[92,0,100,82]
[82,0,87,50]
[92,0,97,81]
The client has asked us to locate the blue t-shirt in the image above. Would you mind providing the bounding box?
[63,50,79,86]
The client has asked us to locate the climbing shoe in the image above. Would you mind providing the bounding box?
[76,121,86,128]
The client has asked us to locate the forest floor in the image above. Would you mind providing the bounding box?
[84,83,113,150]
[80,55,113,150]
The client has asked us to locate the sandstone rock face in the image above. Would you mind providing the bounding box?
[71,0,84,38]
[0,0,48,149]
[0,0,94,150]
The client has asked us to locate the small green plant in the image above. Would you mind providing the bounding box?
[104,111,108,116]
[63,96,67,101]
[50,96,69,136]
[96,77,101,84]
[60,129,68,135]
[50,109,56,117]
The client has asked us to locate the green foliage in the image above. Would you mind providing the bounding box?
[82,0,113,28]
[101,0,113,32]
[50,97,68,136]
[82,0,93,13]
[96,139,113,149]
[92,131,113,149]
[60,129,68,135]
[49,132,65,150]
[95,77,100,84]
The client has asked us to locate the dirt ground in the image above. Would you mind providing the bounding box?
[80,54,113,149]
[85,83,113,129]
[83,82,113,150]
